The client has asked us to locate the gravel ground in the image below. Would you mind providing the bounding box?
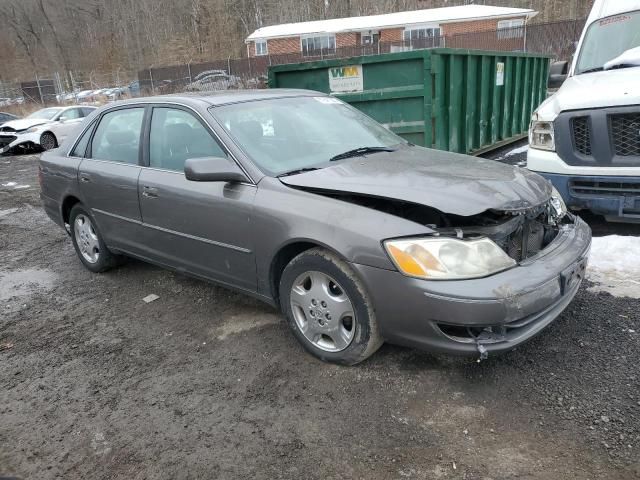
[1,152,639,479]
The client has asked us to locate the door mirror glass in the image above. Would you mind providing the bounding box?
[548,60,568,89]
[184,157,247,182]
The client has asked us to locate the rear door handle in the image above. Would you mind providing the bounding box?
[142,186,159,198]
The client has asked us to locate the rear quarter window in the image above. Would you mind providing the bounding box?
[70,123,94,157]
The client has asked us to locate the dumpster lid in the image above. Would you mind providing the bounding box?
[279,146,551,216]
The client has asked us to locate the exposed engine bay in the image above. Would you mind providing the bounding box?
[318,192,569,262]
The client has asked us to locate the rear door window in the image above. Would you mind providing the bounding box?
[62,108,84,120]
[90,108,145,164]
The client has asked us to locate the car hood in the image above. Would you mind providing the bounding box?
[537,68,640,119]
[0,118,49,132]
[279,146,552,217]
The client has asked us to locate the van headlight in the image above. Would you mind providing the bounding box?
[529,120,555,151]
[384,237,516,280]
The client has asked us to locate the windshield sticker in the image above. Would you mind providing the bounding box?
[600,15,631,26]
[314,97,342,104]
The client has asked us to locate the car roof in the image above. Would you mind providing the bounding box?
[111,89,323,108]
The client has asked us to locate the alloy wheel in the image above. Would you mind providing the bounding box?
[41,133,56,151]
[289,271,356,352]
[74,214,100,264]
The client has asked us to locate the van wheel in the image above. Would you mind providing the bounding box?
[69,204,119,273]
[279,248,383,365]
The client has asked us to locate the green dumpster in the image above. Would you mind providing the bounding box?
[268,48,550,155]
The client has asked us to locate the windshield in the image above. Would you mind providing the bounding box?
[211,96,404,175]
[576,10,640,74]
[27,108,62,120]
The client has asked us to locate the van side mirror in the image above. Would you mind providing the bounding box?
[184,156,248,182]
[548,61,569,89]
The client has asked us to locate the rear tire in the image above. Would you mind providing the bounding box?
[279,248,383,365]
[69,204,120,273]
[40,132,57,151]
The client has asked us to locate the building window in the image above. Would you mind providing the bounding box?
[362,32,380,45]
[301,35,336,56]
[497,19,525,39]
[402,26,441,48]
[255,40,268,56]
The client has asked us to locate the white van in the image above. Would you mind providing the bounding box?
[527,0,640,222]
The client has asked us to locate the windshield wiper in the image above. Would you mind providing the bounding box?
[277,167,321,177]
[329,146,396,162]
[579,66,604,74]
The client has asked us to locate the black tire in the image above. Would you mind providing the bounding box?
[40,132,57,151]
[279,248,383,365]
[69,204,120,273]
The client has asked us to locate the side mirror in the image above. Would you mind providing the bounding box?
[184,156,247,182]
[548,60,569,89]
[58,116,67,123]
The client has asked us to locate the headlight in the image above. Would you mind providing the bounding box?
[25,126,41,133]
[384,237,516,280]
[529,120,555,151]
[549,186,567,218]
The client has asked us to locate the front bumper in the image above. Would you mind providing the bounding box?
[541,172,640,222]
[0,132,40,154]
[353,216,592,355]
[527,148,640,222]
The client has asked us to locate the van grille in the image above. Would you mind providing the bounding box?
[610,113,640,157]
[569,179,640,197]
[571,116,592,156]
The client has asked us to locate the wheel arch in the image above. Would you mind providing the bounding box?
[269,239,348,307]
[61,195,82,227]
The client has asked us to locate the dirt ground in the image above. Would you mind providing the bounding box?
[1,150,639,480]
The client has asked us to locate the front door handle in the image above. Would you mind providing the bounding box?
[79,173,91,183]
[142,186,159,198]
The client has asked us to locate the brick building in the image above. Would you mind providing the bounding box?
[246,5,538,58]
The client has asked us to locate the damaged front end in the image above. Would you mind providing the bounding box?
[317,189,569,264]
[434,198,569,263]
[314,190,578,361]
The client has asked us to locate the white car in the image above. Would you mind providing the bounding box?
[0,106,96,154]
[185,70,241,92]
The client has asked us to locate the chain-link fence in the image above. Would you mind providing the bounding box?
[0,69,138,111]
[1,17,584,109]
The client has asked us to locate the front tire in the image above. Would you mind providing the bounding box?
[69,204,119,273]
[40,132,57,151]
[280,248,383,365]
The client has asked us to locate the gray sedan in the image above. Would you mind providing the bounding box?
[39,90,591,365]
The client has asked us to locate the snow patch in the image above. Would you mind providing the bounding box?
[1,181,30,190]
[587,235,640,299]
[504,144,529,157]
[0,208,18,218]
